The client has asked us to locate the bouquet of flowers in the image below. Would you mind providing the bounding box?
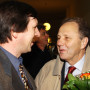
[63,71,90,90]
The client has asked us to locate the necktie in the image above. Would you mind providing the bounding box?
[19,64,31,90]
[64,66,76,83]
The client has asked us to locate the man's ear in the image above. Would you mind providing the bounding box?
[81,37,88,49]
[11,30,18,39]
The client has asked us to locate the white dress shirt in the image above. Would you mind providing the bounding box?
[64,54,85,79]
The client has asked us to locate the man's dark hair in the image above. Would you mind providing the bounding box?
[0,1,37,43]
[61,17,90,46]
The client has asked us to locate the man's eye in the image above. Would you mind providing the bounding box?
[65,37,68,39]
[65,37,70,40]
[57,37,60,40]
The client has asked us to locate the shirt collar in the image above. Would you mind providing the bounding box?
[0,46,23,71]
[65,54,85,72]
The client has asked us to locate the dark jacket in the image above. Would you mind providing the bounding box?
[0,48,36,90]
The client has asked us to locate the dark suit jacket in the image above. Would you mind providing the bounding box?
[0,48,36,90]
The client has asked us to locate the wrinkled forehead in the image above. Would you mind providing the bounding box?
[59,22,79,33]
[57,22,80,37]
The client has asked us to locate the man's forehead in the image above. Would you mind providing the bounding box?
[60,22,79,31]
[62,21,78,27]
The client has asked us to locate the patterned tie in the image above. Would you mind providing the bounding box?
[64,66,76,83]
[19,64,31,90]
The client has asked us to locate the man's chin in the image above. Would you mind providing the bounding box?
[26,48,32,53]
[59,54,67,60]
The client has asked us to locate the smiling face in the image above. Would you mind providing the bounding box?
[57,22,87,64]
[18,17,40,53]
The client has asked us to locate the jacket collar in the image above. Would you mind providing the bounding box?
[82,46,90,72]
[53,55,64,76]
[0,48,12,76]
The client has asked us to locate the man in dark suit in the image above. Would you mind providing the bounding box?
[0,1,40,90]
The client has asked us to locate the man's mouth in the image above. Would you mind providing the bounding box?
[59,49,66,53]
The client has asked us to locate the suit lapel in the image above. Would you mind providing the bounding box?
[0,48,12,76]
[0,49,25,90]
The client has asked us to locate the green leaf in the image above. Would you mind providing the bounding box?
[63,80,78,90]
[68,74,77,81]
[75,79,88,90]
[88,79,90,89]
[63,84,68,90]
[62,73,90,90]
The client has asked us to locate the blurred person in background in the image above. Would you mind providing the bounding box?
[22,24,52,79]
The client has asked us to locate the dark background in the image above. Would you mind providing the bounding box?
[1,0,90,45]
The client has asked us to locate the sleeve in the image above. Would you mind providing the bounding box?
[35,64,46,90]
[35,59,55,90]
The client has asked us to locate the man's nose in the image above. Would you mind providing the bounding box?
[57,38,65,46]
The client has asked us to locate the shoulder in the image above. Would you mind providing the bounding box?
[35,59,56,81]
[40,59,56,72]
[35,59,57,88]
[83,46,90,72]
